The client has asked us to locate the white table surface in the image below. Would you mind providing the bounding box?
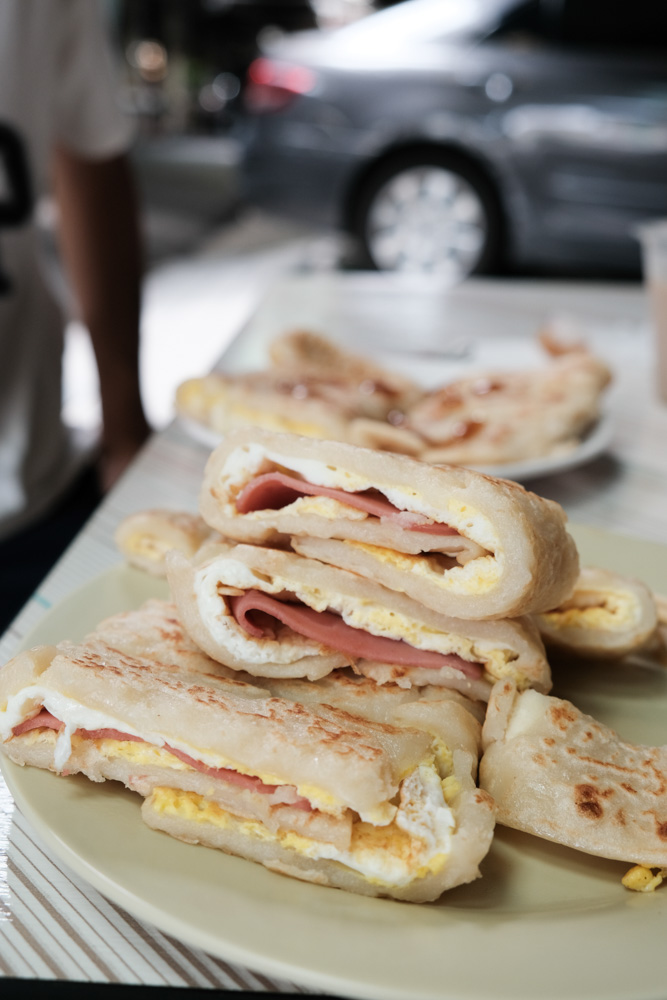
[1,273,666,992]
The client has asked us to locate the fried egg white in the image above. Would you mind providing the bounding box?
[194,555,517,678]
[218,444,498,553]
[149,758,455,888]
[503,688,550,741]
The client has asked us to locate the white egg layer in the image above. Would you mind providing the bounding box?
[193,555,514,675]
[218,444,500,553]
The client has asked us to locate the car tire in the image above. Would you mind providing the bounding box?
[351,150,503,278]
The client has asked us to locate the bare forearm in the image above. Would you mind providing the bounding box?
[52,145,150,480]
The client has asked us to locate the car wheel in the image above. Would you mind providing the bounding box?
[352,152,502,278]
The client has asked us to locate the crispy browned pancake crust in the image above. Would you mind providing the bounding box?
[480,679,667,865]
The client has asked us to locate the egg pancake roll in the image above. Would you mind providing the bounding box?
[0,635,494,901]
[175,330,422,445]
[199,428,579,620]
[91,598,487,727]
[405,346,611,466]
[165,539,551,700]
[114,509,214,577]
[533,566,659,659]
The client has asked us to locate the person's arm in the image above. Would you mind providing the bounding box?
[51,143,151,490]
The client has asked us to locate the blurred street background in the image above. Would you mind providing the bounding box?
[57,0,666,439]
[62,0,376,436]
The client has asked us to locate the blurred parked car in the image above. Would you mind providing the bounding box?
[237,0,667,277]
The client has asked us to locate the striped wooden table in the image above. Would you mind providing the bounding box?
[1,274,665,993]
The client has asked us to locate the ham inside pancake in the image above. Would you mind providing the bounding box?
[229,589,483,680]
[12,708,314,809]
[235,471,460,535]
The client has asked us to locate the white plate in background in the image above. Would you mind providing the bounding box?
[177,411,614,482]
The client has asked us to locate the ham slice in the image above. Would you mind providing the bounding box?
[12,710,62,735]
[235,472,459,536]
[78,728,144,743]
[229,590,483,680]
[11,709,312,809]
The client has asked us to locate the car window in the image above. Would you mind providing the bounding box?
[556,0,667,51]
[483,0,548,48]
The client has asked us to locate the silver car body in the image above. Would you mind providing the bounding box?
[239,0,667,272]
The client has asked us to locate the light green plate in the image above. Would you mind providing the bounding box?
[2,526,667,1000]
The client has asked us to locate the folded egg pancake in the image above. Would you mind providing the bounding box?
[0,637,495,901]
[91,597,488,726]
[268,329,422,419]
[114,509,213,577]
[199,428,579,620]
[533,566,659,659]
[176,371,354,442]
[89,598,487,770]
[89,598,240,678]
[175,331,422,445]
[165,539,551,700]
[480,679,667,867]
[405,346,611,466]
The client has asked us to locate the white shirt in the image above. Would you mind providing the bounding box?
[0,0,133,539]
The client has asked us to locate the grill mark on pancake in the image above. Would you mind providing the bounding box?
[642,811,667,841]
[572,753,634,772]
[304,724,384,759]
[153,613,201,651]
[563,749,667,797]
[574,784,605,820]
[646,761,667,796]
[473,789,494,808]
[68,646,403,734]
[548,703,579,730]
[53,645,416,770]
[574,782,619,820]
